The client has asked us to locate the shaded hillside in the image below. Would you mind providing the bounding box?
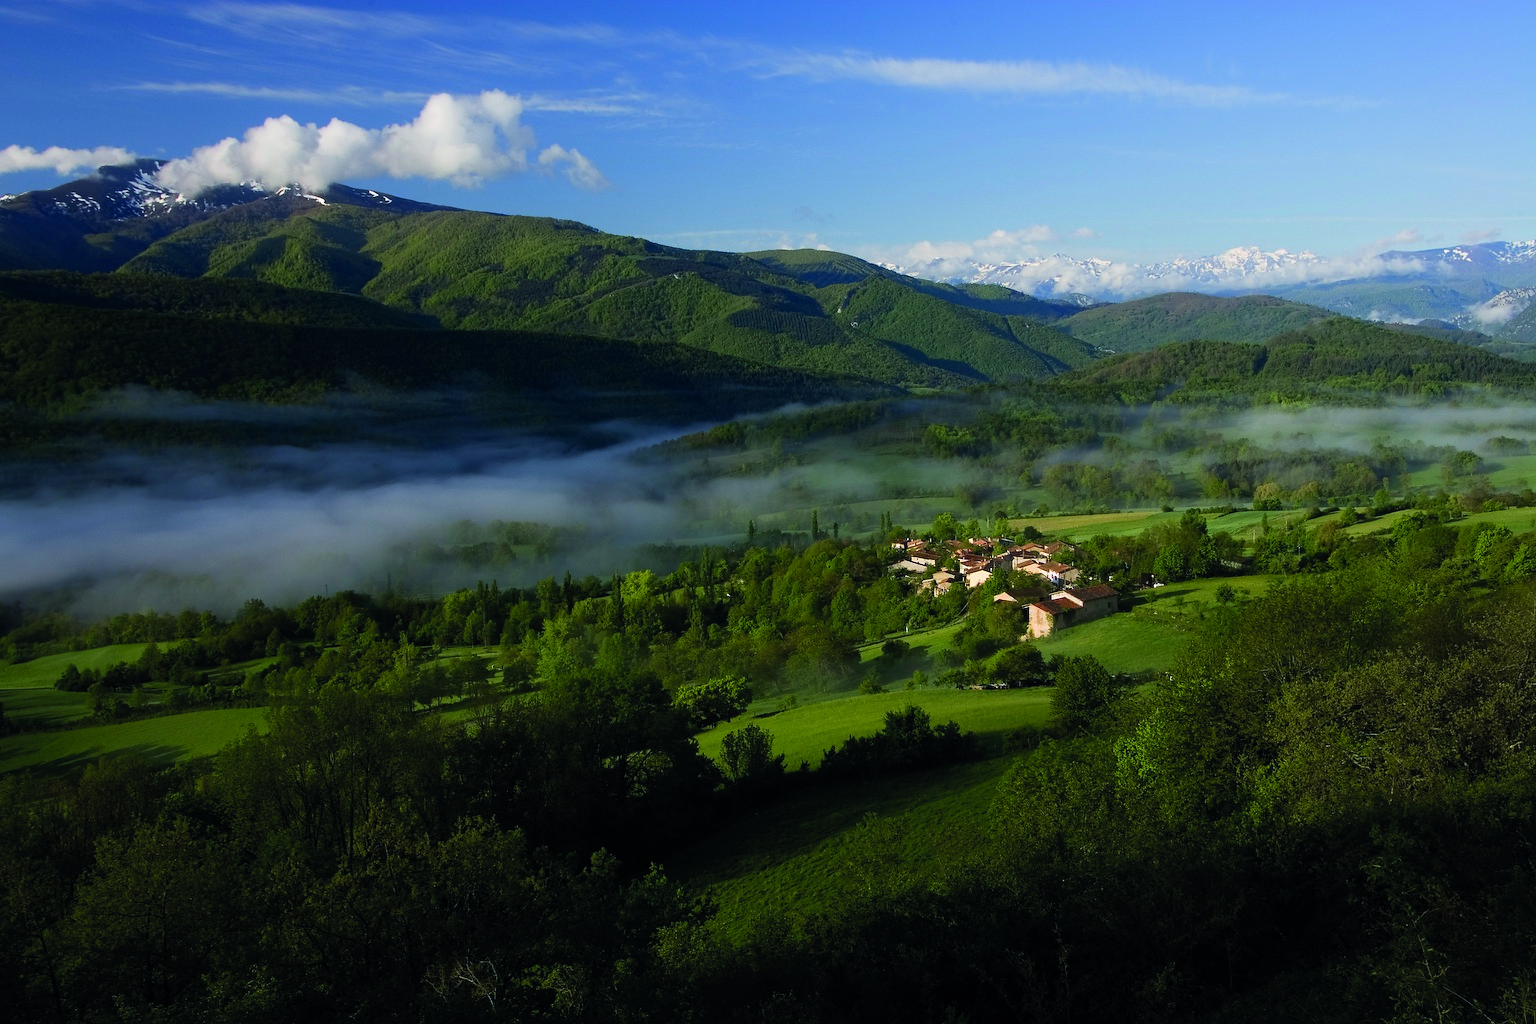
[1059,292,1334,351]
[0,270,432,330]
[0,285,893,418]
[1050,317,1536,404]
[833,276,1096,380]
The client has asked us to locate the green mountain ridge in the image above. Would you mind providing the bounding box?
[54,200,1095,389]
[5,165,1528,397]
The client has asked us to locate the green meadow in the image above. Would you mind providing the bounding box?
[0,685,94,725]
[0,643,152,688]
[697,687,1053,770]
[0,707,269,777]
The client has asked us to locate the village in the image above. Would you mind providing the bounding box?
[890,535,1121,639]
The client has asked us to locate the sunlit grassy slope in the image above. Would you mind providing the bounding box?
[697,688,1054,770]
[0,707,268,777]
[0,644,152,688]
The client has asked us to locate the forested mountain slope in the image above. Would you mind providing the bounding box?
[1058,292,1335,350]
[0,278,892,418]
[0,165,1099,389]
[1051,316,1536,403]
[118,206,1097,387]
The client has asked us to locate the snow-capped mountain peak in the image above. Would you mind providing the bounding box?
[0,160,458,224]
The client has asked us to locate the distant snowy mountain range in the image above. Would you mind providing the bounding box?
[886,241,1536,330]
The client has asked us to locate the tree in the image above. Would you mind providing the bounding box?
[673,676,752,731]
[718,723,785,793]
[988,643,1051,688]
[1050,655,1121,731]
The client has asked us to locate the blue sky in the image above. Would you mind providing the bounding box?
[2,0,1533,267]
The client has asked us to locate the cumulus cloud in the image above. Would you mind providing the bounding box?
[1072,227,1098,239]
[0,144,137,176]
[536,143,610,190]
[154,90,607,194]
[886,225,1059,267]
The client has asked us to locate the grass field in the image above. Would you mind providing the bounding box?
[1018,510,1161,539]
[1033,611,1187,674]
[1033,575,1275,674]
[665,754,1015,938]
[0,644,152,688]
[697,688,1054,770]
[0,685,94,725]
[0,707,269,777]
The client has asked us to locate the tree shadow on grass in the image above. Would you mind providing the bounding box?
[13,742,190,780]
[1145,586,1199,602]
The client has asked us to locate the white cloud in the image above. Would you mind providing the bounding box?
[1461,227,1502,245]
[154,90,606,194]
[1467,289,1535,328]
[537,144,610,190]
[886,225,1060,267]
[1368,228,1425,252]
[0,144,137,176]
[870,241,1434,302]
[1072,226,1097,239]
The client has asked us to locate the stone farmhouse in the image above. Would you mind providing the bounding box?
[1026,584,1120,638]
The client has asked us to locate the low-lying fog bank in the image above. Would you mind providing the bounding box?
[0,414,978,619]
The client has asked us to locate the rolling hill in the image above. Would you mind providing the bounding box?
[1049,317,1536,404]
[1058,292,1335,351]
[0,164,1097,390]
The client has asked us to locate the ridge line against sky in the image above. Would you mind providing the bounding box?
[1,0,1533,268]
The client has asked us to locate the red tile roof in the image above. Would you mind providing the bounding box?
[1069,584,1119,601]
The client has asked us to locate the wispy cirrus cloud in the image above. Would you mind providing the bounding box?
[121,80,644,116]
[186,1,439,42]
[122,81,430,105]
[176,4,1351,111]
[756,52,1353,108]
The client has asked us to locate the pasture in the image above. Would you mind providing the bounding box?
[0,707,269,777]
[696,687,1054,769]
[1033,610,1187,674]
[0,643,152,688]
[0,685,94,726]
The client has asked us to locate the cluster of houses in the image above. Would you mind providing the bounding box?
[891,536,1082,593]
[891,536,1120,638]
